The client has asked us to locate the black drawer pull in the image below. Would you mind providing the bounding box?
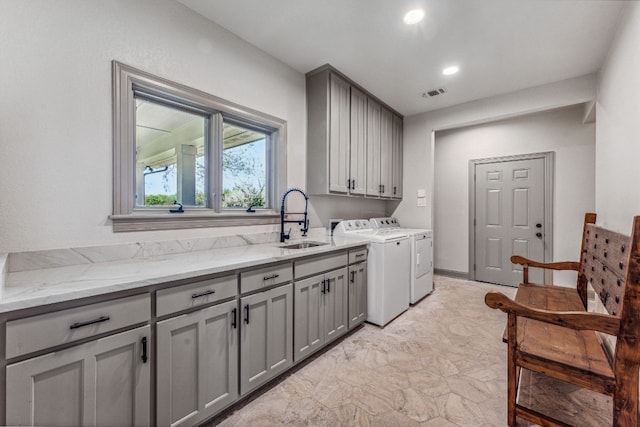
[327,279,331,293]
[244,305,250,324]
[141,337,148,363]
[231,308,237,329]
[70,315,110,330]
[191,289,215,299]
[263,273,280,281]
[355,253,365,258]
[350,271,356,283]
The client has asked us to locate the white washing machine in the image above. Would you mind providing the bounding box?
[371,217,433,304]
[333,219,410,326]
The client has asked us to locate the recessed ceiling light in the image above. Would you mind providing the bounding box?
[403,9,425,25]
[442,66,459,76]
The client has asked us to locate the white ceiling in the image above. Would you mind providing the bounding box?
[178,0,626,116]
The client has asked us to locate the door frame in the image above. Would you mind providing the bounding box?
[468,151,554,284]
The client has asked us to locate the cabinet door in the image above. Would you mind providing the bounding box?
[366,98,381,196]
[157,301,238,427]
[6,326,151,427]
[380,108,394,197]
[328,73,351,194]
[350,87,367,195]
[240,283,293,395]
[392,115,403,199]
[294,275,324,362]
[323,267,349,343]
[349,262,368,329]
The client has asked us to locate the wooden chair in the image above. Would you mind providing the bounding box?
[485,213,640,426]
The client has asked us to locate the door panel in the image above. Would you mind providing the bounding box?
[329,74,351,193]
[475,157,545,286]
[350,87,367,195]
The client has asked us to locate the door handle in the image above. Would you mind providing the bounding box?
[536,232,542,238]
[231,307,237,329]
[141,337,148,363]
[536,223,542,228]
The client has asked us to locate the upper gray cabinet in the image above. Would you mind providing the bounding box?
[307,65,403,200]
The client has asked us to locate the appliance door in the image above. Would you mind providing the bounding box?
[415,234,431,278]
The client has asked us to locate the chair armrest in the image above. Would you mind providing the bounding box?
[510,255,580,284]
[485,292,620,336]
[510,255,579,271]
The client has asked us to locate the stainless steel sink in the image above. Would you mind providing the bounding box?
[280,241,327,249]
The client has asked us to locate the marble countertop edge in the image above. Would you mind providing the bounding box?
[0,238,368,314]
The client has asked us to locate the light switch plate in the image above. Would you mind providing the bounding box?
[417,198,426,207]
[417,189,426,198]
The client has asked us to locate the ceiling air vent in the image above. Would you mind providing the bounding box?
[421,88,446,98]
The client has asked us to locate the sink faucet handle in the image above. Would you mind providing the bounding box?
[301,219,309,236]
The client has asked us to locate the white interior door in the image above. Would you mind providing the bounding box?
[474,157,546,286]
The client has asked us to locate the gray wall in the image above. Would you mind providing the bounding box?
[434,105,595,286]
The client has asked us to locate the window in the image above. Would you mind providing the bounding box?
[112,61,286,232]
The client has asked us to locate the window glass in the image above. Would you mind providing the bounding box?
[222,122,268,209]
[135,99,206,207]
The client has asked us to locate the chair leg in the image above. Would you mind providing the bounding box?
[613,375,638,427]
[507,313,518,427]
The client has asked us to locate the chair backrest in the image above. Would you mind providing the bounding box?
[579,222,630,317]
[613,216,640,368]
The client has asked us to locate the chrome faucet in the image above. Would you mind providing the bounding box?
[280,188,309,242]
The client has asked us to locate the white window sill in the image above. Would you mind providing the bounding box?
[110,211,280,232]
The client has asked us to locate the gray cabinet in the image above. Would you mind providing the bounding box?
[307,65,402,199]
[366,98,382,196]
[392,115,404,198]
[328,73,351,193]
[6,325,151,426]
[367,99,401,199]
[348,261,368,329]
[240,283,293,396]
[156,300,238,426]
[294,267,348,363]
[350,87,367,195]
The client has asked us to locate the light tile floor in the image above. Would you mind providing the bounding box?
[207,276,612,426]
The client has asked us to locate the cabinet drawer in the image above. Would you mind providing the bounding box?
[295,251,348,279]
[6,293,150,359]
[156,274,237,317]
[349,247,368,264]
[240,263,292,294]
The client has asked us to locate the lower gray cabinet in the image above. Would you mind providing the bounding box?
[348,261,367,328]
[156,300,238,427]
[240,283,293,396]
[6,325,151,426]
[294,267,348,363]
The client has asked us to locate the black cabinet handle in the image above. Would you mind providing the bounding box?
[141,337,148,363]
[321,279,326,294]
[191,289,215,299]
[263,273,280,281]
[347,179,351,189]
[70,315,110,330]
[327,279,331,293]
[350,271,355,283]
[393,186,397,195]
[231,308,237,329]
[382,184,385,193]
[244,305,250,324]
[355,253,365,258]
[351,179,356,190]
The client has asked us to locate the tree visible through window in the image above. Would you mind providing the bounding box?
[222,123,267,209]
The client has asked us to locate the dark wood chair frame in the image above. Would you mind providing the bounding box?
[485,213,640,427]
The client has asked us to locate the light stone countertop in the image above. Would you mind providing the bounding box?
[0,237,368,314]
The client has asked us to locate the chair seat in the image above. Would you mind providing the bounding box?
[510,284,615,384]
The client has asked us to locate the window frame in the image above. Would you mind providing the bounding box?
[111,61,286,232]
